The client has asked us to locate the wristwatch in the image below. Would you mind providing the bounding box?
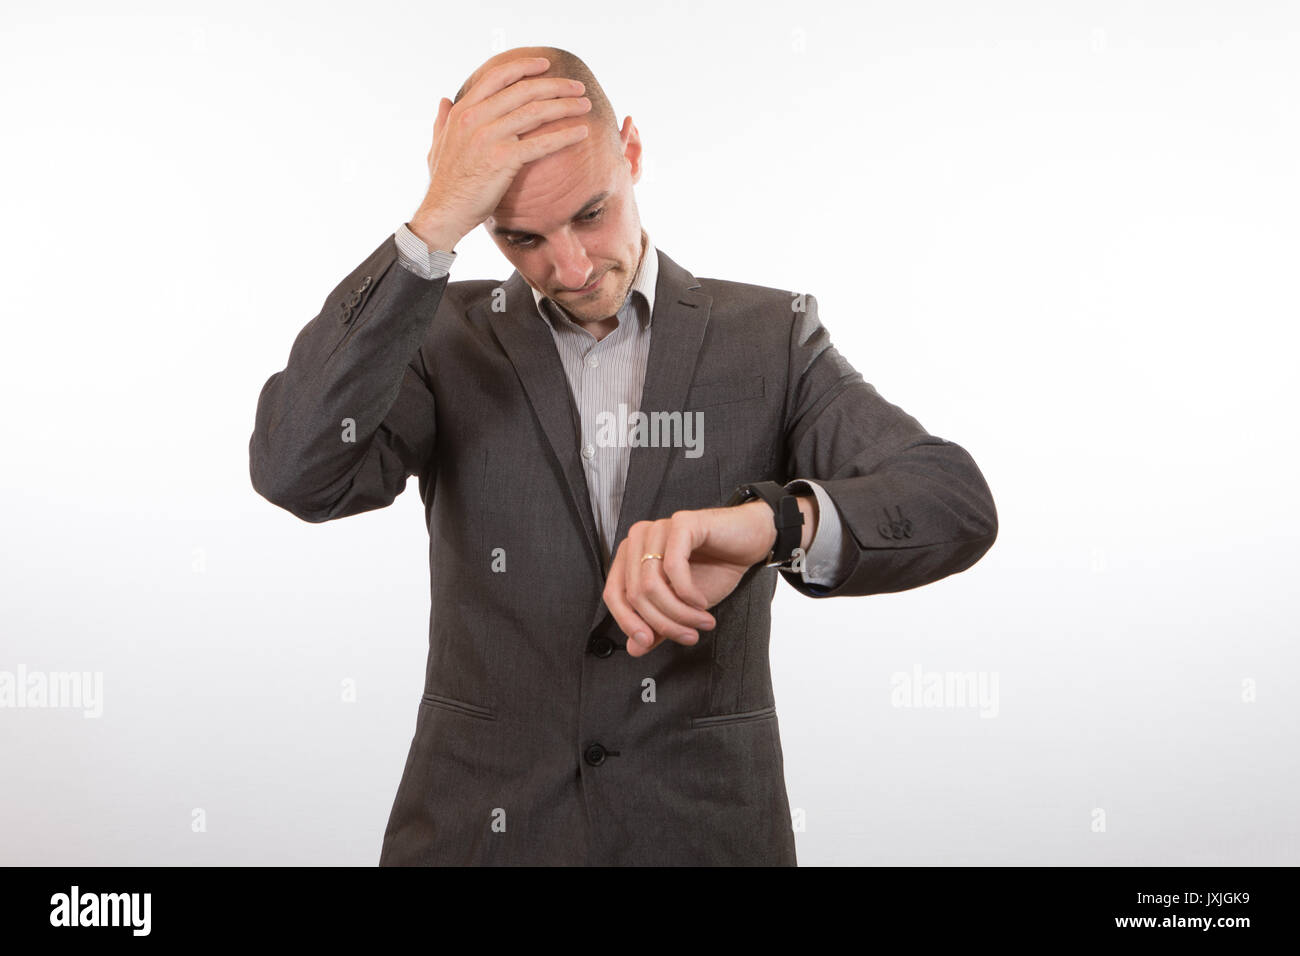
[725,481,805,569]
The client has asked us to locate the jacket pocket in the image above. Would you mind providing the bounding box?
[686,375,764,409]
[689,704,776,729]
[420,691,497,721]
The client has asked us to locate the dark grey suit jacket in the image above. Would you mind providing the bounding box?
[249,233,998,865]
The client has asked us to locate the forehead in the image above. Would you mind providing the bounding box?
[491,133,620,233]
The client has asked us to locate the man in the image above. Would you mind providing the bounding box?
[249,47,998,865]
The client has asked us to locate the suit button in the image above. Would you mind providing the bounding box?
[584,743,607,766]
[588,635,614,658]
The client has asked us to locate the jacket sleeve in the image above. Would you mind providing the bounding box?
[776,293,998,597]
[249,233,450,523]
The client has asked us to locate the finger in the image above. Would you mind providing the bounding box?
[490,93,592,140]
[513,124,589,165]
[661,512,714,614]
[456,55,554,110]
[626,523,706,646]
[477,76,587,129]
[639,517,715,628]
[433,97,451,141]
[637,548,714,635]
[428,100,450,175]
[604,534,655,650]
[625,631,668,658]
[621,524,687,645]
[604,584,660,656]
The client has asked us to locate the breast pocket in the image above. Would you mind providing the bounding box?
[685,375,765,409]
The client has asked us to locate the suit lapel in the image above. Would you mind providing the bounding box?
[595,250,712,632]
[607,250,712,561]
[483,270,604,577]
[478,250,713,635]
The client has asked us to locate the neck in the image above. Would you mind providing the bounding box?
[588,315,620,342]
[542,229,648,340]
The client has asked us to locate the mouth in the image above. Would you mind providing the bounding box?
[562,272,606,296]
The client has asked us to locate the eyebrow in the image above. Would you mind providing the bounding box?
[492,192,610,239]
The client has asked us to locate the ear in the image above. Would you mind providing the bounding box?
[621,116,643,185]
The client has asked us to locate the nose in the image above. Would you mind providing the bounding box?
[550,232,594,291]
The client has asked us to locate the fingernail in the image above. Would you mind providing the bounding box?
[632,631,650,646]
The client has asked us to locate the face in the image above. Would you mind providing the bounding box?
[485,116,644,325]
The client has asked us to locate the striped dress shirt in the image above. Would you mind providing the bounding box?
[393,222,850,588]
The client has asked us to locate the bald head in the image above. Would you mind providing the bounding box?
[454,46,621,152]
[453,45,645,327]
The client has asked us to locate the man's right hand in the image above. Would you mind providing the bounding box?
[409,56,592,253]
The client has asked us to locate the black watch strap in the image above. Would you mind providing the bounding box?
[725,481,804,568]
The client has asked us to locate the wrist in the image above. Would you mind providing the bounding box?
[728,483,818,569]
[737,500,778,566]
[408,206,465,254]
[747,498,815,550]
[793,493,818,551]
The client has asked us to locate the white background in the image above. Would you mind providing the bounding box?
[1,0,1296,865]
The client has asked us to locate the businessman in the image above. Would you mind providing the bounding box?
[249,46,998,865]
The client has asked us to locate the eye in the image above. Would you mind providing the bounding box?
[505,208,604,248]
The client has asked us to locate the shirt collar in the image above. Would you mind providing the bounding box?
[530,228,657,331]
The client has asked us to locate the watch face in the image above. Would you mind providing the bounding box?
[727,485,757,506]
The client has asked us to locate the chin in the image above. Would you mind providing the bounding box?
[571,291,611,317]
[573,304,608,323]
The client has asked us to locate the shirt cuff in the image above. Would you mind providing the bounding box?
[784,479,853,589]
[395,221,456,279]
